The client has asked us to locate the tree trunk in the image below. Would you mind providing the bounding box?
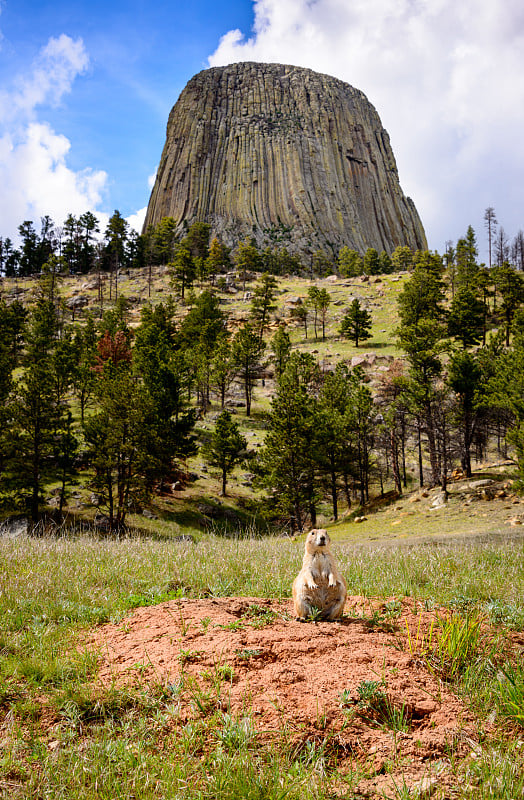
[330,451,338,520]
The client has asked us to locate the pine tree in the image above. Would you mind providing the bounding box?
[270,325,291,380]
[171,245,195,299]
[339,299,372,346]
[316,365,353,519]
[7,300,63,526]
[447,288,485,348]
[448,351,483,477]
[493,263,524,345]
[250,272,278,342]
[338,247,363,277]
[232,323,265,417]
[210,335,235,408]
[363,248,380,275]
[203,410,247,496]
[260,353,320,531]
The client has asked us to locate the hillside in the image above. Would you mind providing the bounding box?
[1,264,522,544]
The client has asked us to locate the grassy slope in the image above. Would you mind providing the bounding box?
[3,266,521,543]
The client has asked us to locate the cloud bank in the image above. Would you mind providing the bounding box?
[209,0,524,255]
[0,34,108,241]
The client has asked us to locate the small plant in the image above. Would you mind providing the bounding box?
[178,649,203,666]
[235,648,263,661]
[427,612,487,682]
[404,614,436,657]
[244,604,278,628]
[356,679,411,732]
[217,663,235,682]
[338,688,353,707]
[215,713,255,751]
[495,662,524,727]
[306,605,324,622]
[383,600,403,618]
[218,619,245,631]
[200,616,212,632]
[175,600,191,636]
[357,679,387,708]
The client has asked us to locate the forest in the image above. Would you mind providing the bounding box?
[1,207,524,533]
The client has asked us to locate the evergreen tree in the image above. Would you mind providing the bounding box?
[391,246,414,272]
[210,334,235,408]
[317,288,331,341]
[206,237,230,281]
[234,239,261,290]
[397,262,446,327]
[0,237,19,277]
[84,367,163,531]
[134,303,196,465]
[316,365,353,519]
[378,250,393,274]
[18,220,39,276]
[338,246,363,277]
[78,211,100,273]
[493,263,524,345]
[346,368,374,505]
[270,325,291,380]
[311,249,333,277]
[151,217,177,266]
[307,286,321,338]
[340,299,372,346]
[73,314,98,424]
[203,410,247,496]
[250,272,278,343]
[171,244,195,299]
[363,248,380,275]
[484,207,497,270]
[448,350,483,477]
[447,288,485,348]
[398,319,447,487]
[7,300,62,525]
[182,222,211,262]
[260,353,320,532]
[231,323,265,417]
[455,226,479,290]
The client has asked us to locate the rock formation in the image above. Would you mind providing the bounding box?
[144,62,427,256]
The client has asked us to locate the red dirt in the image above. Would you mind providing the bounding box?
[89,596,484,797]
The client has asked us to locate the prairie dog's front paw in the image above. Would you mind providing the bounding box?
[328,575,337,587]
[306,579,318,590]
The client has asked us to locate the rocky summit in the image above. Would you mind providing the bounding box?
[144,62,427,256]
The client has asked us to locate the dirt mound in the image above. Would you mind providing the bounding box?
[89,596,480,797]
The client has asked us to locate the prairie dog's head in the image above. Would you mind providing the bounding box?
[305,528,331,554]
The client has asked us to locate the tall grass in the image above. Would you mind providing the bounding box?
[1,535,523,628]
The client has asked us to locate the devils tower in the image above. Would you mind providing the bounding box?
[144,62,427,256]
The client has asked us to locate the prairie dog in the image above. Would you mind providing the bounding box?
[292,529,347,621]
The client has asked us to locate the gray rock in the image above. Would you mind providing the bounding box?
[144,63,426,257]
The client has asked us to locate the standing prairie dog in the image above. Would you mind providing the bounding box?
[292,529,347,621]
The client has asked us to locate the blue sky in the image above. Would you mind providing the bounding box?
[1,0,524,259]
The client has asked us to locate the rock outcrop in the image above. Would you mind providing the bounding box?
[144,62,427,256]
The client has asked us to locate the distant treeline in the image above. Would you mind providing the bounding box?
[3,206,522,282]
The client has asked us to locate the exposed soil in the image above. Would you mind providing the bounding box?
[89,595,486,797]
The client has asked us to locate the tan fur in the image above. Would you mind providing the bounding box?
[292,529,347,621]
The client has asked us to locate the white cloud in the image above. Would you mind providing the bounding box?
[127,206,147,233]
[209,0,524,255]
[0,35,107,241]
